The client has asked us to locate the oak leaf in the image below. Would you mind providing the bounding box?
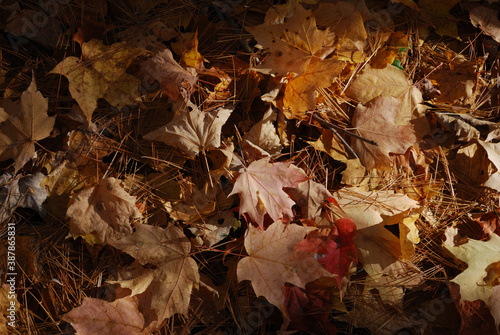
[283,58,345,119]
[246,4,335,76]
[0,77,55,172]
[61,296,146,335]
[50,39,145,124]
[352,96,416,170]
[66,177,141,245]
[237,221,334,316]
[143,101,232,158]
[109,223,199,327]
[139,48,197,101]
[228,157,309,227]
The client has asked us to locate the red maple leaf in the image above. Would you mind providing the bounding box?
[296,218,357,288]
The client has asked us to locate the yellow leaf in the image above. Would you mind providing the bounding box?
[50,40,146,125]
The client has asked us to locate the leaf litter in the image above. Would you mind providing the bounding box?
[1,0,500,334]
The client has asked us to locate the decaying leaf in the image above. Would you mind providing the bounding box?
[139,48,198,100]
[0,77,55,172]
[469,5,500,43]
[50,39,145,124]
[109,223,199,327]
[237,221,334,316]
[66,177,141,245]
[246,4,335,76]
[229,157,309,227]
[61,296,146,335]
[352,96,417,170]
[143,101,232,158]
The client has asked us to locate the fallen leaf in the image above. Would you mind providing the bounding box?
[139,48,197,101]
[295,218,357,288]
[469,5,500,44]
[0,172,47,223]
[0,77,55,172]
[143,101,232,158]
[246,4,335,76]
[171,31,204,69]
[109,223,199,327]
[50,40,145,124]
[242,107,282,159]
[477,140,500,192]
[345,64,423,123]
[285,179,333,220]
[283,58,345,119]
[237,221,334,316]
[61,296,146,335]
[352,96,417,170]
[444,233,500,304]
[66,177,141,245]
[307,129,349,162]
[419,0,460,38]
[228,157,309,227]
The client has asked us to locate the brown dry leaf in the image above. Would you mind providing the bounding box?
[283,58,345,119]
[246,4,335,76]
[241,107,282,159]
[307,129,349,162]
[444,233,500,313]
[352,96,417,170]
[143,101,232,158]
[419,0,460,38]
[477,140,500,192]
[469,5,500,43]
[237,221,334,316]
[50,40,145,125]
[333,187,420,292]
[66,177,141,245]
[314,2,367,52]
[286,180,333,220]
[0,77,55,172]
[139,48,197,101]
[61,296,146,335]
[109,223,199,327]
[345,64,424,123]
[428,53,486,106]
[228,157,309,227]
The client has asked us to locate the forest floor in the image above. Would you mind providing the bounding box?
[1,0,500,334]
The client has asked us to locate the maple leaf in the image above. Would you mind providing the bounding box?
[171,31,204,69]
[228,157,309,227]
[61,296,146,335]
[139,48,198,101]
[143,101,232,158]
[0,77,55,172]
[241,107,282,159]
[333,187,420,296]
[352,96,417,170]
[283,58,345,119]
[469,5,500,43]
[50,39,145,124]
[345,64,424,123]
[295,218,357,288]
[444,234,500,304]
[66,177,142,245]
[246,4,335,76]
[237,221,334,316]
[109,223,199,327]
[285,179,333,220]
